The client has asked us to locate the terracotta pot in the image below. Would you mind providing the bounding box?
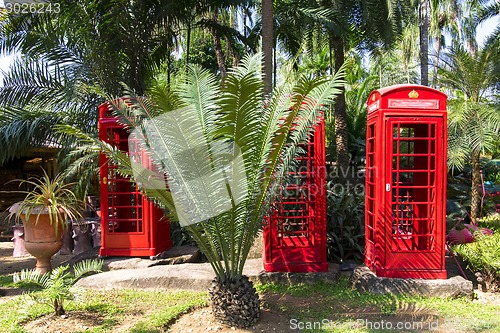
[20,213,65,274]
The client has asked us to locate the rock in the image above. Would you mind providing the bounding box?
[253,263,340,286]
[349,264,474,298]
[76,259,342,292]
[340,261,358,271]
[76,262,217,291]
[153,245,201,264]
[104,246,201,270]
[64,247,100,266]
[107,258,146,270]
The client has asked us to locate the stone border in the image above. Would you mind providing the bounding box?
[349,265,474,298]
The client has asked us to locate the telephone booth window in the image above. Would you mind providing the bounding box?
[365,85,447,279]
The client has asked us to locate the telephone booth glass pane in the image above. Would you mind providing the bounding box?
[390,122,437,252]
[276,142,313,247]
[104,126,144,235]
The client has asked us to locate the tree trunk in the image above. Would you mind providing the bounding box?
[273,36,277,88]
[186,21,192,75]
[228,7,240,67]
[332,36,349,180]
[211,9,227,78]
[209,276,260,328]
[329,37,333,75]
[54,299,65,316]
[432,35,441,88]
[262,0,273,96]
[419,0,429,86]
[167,54,171,85]
[470,150,481,224]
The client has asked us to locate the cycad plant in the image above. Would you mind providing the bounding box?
[13,259,103,315]
[90,54,344,327]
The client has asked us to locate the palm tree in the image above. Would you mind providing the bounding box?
[439,45,500,223]
[0,0,194,197]
[429,0,461,87]
[13,259,103,315]
[92,54,344,327]
[250,0,409,176]
[327,0,408,179]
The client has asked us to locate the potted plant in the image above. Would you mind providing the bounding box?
[8,171,83,273]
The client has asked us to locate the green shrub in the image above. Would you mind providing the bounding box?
[452,232,500,292]
[478,212,500,232]
[326,184,365,263]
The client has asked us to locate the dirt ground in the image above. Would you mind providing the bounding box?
[1,241,500,333]
[0,242,74,276]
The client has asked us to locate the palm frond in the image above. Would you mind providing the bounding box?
[72,259,103,281]
[13,269,48,287]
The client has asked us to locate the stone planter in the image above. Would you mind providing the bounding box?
[91,218,101,248]
[59,222,74,255]
[72,219,96,255]
[20,213,64,274]
[12,225,29,257]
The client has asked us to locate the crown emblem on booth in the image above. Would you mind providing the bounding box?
[408,90,419,98]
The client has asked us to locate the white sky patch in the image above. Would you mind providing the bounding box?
[476,16,499,47]
[0,54,18,87]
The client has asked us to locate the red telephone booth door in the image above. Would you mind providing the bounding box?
[384,118,445,274]
[100,125,147,251]
[99,116,171,257]
[263,119,327,272]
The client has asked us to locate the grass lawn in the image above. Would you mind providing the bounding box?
[0,288,208,333]
[0,275,498,332]
[257,277,500,332]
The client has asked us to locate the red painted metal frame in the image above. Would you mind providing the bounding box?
[98,102,171,257]
[365,84,447,279]
[263,117,327,272]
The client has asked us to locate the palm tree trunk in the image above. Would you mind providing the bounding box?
[230,7,240,67]
[470,150,481,224]
[54,299,65,316]
[273,36,277,88]
[419,0,429,86]
[167,54,171,85]
[211,8,227,78]
[262,0,273,95]
[432,35,441,88]
[186,21,192,74]
[332,36,349,179]
[329,37,333,75]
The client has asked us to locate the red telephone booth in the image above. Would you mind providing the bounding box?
[98,102,172,257]
[263,117,327,272]
[364,84,447,279]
